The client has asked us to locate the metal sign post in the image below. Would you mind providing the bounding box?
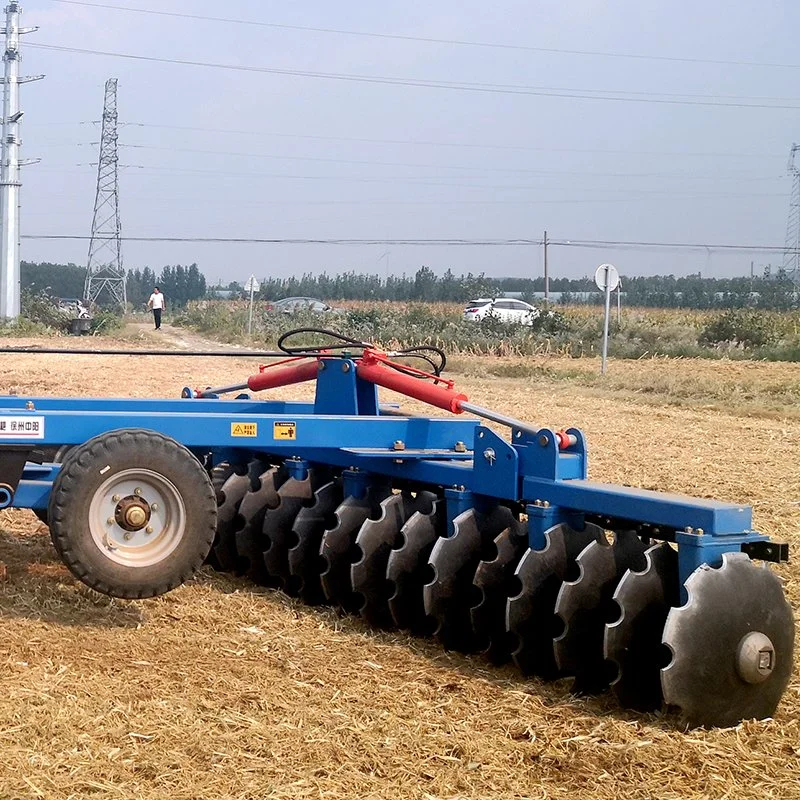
[245,274,260,335]
[594,263,619,375]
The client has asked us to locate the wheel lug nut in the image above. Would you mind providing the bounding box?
[123,532,133,541]
[112,494,121,502]
[151,503,159,512]
[145,526,154,534]
[134,488,142,496]
[106,517,115,525]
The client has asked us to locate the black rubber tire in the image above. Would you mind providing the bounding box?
[48,428,217,599]
[33,445,74,526]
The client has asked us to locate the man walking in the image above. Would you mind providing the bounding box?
[147,286,165,330]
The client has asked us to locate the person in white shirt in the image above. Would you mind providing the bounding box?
[147,286,166,330]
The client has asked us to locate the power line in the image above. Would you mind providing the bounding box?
[111,143,780,181]
[27,42,800,110]
[66,162,790,196]
[38,121,786,160]
[45,0,800,72]
[20,234,799,253]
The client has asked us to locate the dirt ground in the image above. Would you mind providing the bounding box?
[0,327,799,799]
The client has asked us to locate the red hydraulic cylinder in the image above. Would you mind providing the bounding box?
[247,359,321,392]
[356,360,468,413]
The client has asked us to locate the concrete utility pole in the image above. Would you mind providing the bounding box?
[0,1,41,320]
[783,143,800,295]
[84,78,126,309]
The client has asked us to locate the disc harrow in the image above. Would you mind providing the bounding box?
[6,328,794,729]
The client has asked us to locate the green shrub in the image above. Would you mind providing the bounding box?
[700,310,784,348]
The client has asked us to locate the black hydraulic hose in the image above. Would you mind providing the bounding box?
[277,327,447,376]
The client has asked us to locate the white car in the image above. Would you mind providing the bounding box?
[463,298,541,325]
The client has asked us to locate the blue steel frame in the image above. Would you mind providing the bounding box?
[1,357,772,590]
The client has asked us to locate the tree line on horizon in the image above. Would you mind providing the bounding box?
[21,261,207,308]
[18,260,800,310]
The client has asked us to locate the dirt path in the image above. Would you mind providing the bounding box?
[125,321,257,353]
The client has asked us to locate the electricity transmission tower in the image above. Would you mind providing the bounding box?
[0,1,42,319]
[84,78,126,308]
[782,143,800,293]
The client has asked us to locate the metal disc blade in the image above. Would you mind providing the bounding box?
[262,469,316,591]
[211,459,264,572]
[661,553,794,728]
[352,491,436,629]
[507,522,603,678]
[425,505,515,653]
[319,495,373,610]
[386,500,444,633]
[234,465,285,583]
[210,462,235,495]
[287,480,344,604]
[471,522,528,665]
[554,529,648,695]
[604,542,679,711]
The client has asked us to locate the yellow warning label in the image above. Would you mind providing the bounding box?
[273,421,297,440]
[231,422,258,438]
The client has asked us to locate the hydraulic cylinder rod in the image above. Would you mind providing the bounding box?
[198,359,320,397]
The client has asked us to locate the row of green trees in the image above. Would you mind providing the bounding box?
[246,268,799,310]
[18,260,800,310]
[20,262,207,308]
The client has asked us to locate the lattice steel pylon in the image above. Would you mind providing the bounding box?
[782,143,800,292]
[84,78,126,308]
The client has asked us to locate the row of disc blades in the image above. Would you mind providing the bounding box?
[207,459,794,728]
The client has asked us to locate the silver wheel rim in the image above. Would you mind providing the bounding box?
[89,468,187,568]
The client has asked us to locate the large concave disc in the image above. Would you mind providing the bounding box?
[262,468,319,591]
[211,459,265,572]
[661,552,794,729]
[554,529,649,695]
[425,505,516,653]
[604,542,679,711]
[234,465,285,583]
[386,500,444,633]
[507,522,604,678]
[471,521,529,665]
[319,484,390,611]
[352,490,437,629]
[287,480,344,604]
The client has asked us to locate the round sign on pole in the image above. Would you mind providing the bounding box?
[594,263,619,292]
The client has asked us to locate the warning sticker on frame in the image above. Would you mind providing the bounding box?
[273,421,297,440]
[231,422,258,438]
[0,416,45,439]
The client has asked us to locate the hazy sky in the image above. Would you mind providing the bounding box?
[15,0,800,284]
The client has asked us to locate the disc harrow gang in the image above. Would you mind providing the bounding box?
[200,454,795,729]
[11,329,793,729]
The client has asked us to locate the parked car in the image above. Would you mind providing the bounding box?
[463,298,542,325]
[265,297,340,313]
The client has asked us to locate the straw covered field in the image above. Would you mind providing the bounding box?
[0,331,799,800]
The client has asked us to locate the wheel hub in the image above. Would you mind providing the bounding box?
[89,468,187,568]
[736,631,775,684]
[114,495,152,532]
